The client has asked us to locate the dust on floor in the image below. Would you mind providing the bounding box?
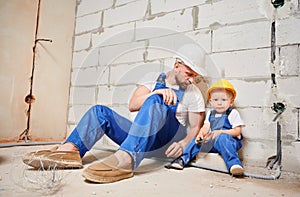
[0,145,299,197]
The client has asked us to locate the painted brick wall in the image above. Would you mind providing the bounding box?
[70,0,300,173]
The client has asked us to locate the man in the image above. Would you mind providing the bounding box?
[23,44,206,183]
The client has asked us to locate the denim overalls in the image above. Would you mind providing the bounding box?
[180,108,243,171]
[65,73,187,169]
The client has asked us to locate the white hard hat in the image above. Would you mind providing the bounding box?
[175,43,207,76]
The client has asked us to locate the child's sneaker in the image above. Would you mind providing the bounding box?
[230,164,244,176]
[165,158,184,170]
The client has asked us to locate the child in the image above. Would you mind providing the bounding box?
[166,79,245,176]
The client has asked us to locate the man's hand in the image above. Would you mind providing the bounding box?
[153,88,178,106]
[165,142,183,158]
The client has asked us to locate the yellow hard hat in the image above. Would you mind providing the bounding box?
[207,79,236,100]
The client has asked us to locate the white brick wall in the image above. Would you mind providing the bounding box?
[71,66,109,86]
[115,0,137,7]
[136,9,194,37]
[110,61,162,85]
[72,50,88,68]
[151,0,205,14]
[198,0,267,28]
[96,86,113,105]
[213,21,271,52]
[239,108,277,140]
[73,33,91,51]
[75,12,102,34]
[78,47,100,68]
[98,41,146,66]
[233,80,271,107]
[277,77,300,107]
[210,48,271,78]
[91,23,135,47]
[279,45,299,76]
[76,0,113,17]
[147,34,197,60]
[277,17,300,45]
[103,0,148,27]
[186,29,212,53]
[70,0,300,173]
[70,87,96,105]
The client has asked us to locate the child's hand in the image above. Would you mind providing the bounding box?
[195,130,206,143]
[211,130,222,139]
[195,124,211,144]
[195,134,202,144]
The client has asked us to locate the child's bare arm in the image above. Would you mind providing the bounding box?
[212,125,242,139]
[195,123,210,143]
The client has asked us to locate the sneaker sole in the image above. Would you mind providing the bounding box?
[230,167,244,176]
[170,163,184,170]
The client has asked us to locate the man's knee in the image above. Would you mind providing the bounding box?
[144,94,164,105]
[92,104,109,112]
[148,94,163,101]
[89,104,113,118]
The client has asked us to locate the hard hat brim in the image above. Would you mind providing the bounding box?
[177,57,207,76]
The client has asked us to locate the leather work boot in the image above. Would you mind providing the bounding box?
[22,146,83,169]
[82,155,133,183]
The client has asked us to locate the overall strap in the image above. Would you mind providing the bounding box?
[209,108,233,131]
[210,107,233,116]
[226,107,233,115]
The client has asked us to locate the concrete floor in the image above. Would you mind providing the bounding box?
[0,145,299,197]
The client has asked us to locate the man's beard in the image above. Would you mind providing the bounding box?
[179,82,189,90]
[175,75,189,90]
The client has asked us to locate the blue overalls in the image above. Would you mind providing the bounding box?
[65,73,187,169]
[180,108,243,171]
